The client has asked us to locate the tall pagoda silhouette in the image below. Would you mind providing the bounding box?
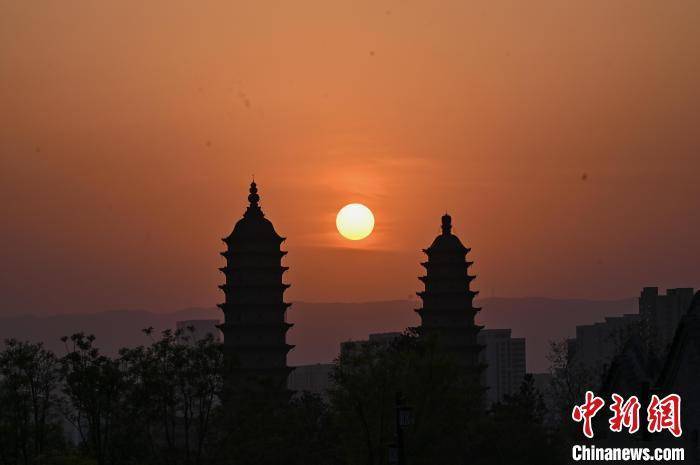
[218,182,293,393]
[416,214,484,378]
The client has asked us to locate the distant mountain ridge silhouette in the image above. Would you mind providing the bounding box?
[0,297,636,372]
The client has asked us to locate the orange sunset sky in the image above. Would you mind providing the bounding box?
[1,1,699,315]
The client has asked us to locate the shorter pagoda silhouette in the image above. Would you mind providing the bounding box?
[416,214,484,378]
[218,182,293,393]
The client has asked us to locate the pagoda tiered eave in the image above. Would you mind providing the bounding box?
[218,321,294,331]
[418,274,476,283]
[223,343,295,352]
[415,307,482,318]
[223,235,286,244]
[218,282,291,292]
[218,302,292,311]
[422,245,471,255]
[420,260,474,269]
[416,289,479,299]
[220,250,288,259]
[218,265,289,273]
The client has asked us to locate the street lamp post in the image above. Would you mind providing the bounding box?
[389,391,413,465]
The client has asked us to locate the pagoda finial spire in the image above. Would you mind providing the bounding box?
[244,180,263,218]
[248,180,259,206]
[441,213,452,235]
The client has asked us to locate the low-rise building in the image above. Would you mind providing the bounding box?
[287,363,334,397]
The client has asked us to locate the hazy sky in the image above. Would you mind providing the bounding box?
[1,1,699,315]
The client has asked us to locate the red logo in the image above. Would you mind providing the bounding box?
[647,394,682,438]
[609,394,641,434]
[572,392,682,438]
[572,391,606,438]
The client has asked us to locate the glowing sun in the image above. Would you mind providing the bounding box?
[336,203,375,241]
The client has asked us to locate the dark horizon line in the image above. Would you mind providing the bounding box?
[0,294,643,319]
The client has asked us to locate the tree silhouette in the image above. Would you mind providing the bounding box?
[59,334,125,465]
[329,331,484,465]
[0,339,64,465]
[474,375,565,465]
[119,328,223,465]
[1,332,569,465]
